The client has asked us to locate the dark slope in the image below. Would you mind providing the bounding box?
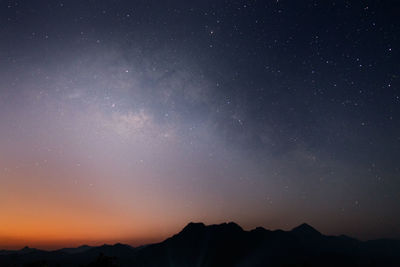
[131,222,370,266]
[0,243,135,267]
[1,222,400,266]
[57,245,93,254]
[132,222,252,266]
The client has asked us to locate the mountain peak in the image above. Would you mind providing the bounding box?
[181,222,206,233]
[20,246,34,252]
[292,223,321,236]
[220,222,243,232]
[17,246,38,255]
[179,222,244,236]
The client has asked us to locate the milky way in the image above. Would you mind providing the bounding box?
[0,0,399,249]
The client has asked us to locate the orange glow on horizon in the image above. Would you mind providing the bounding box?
[0,166,183,250]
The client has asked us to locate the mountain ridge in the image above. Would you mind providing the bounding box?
[1,222,400,266]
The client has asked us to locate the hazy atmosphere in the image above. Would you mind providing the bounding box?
[1,0,399,250]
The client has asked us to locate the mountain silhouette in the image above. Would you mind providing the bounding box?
[57,245,93,254]
[291,223,321,236]
[1,222,400,266]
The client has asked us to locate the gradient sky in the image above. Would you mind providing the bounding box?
[1,0,399,249]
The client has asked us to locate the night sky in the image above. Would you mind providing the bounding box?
[1,0,399,249]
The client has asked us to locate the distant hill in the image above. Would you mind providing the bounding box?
[1,222,400,266]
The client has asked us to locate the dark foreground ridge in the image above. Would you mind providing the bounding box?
[1,222,400,266]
